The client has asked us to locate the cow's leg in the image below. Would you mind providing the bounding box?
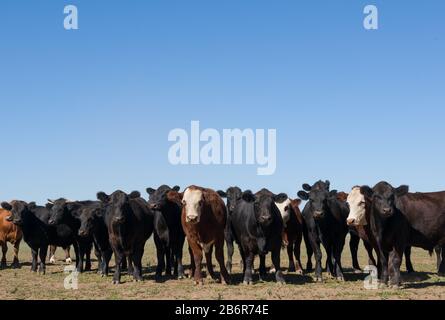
[191,246,204,285]
[38,245,48,275]
[112,250,124,284]
[75,242,84,273]
[308,233,323,282]
[350,233,361,273]
[64,246,72,264]
[131,247,144,282]
[225,226,234,274]
[389,247,403,289]
[31,247,38,272]
[243,252,255,285]
[272,246,285,284]
[0,242,7,269]
[303,226,313,272]
[364,241,377,267]
[287,242,296,273]
[324,242,334,278]
[259,254,267,281]
[378,249,389,286]
[176,239,185,279]
[84,242,92,272]
[188,246,195,278]
[215,240,230,285]
[438,246,445,276]
[49,245,57,264]
[205,245,218,280]
[127,256,134,275]
[165,246,172,277]
[12,240,21,268]
[404,246,415,273]
[333,239,346,281]
[103,249,112,277]
[121,254,128,271]
[293,231,304,275]
[154,234,165,280]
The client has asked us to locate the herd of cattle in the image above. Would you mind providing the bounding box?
[1,181,445,289]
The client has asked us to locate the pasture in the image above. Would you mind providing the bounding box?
[0,237,444,300]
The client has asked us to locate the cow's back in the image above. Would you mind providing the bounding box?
[397,192,445,244]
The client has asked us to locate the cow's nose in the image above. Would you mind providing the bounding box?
[48,219,55,225]
[383,208,392,214]
[347,218,355,226]
[78,230,87,237]
[187,216,198,223]
[5,215,12,222]
[114,217,124,223]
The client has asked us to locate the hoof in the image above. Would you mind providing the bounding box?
[243,280,253,286]
[353,268,362,274]
[195,281,204,286]
[65,258,72,264]
[314,277,323,283]
[296,269,304,275]
[49,256,56,264]
[269,268,276,274]
[112,280,120,285]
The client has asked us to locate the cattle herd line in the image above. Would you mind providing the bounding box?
[1,180,445,290]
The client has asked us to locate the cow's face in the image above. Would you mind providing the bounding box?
[254,195,275,227]
[361,182,409,219]
[218,187,242,214]
[48,198,70,225]
[346,187,367,226]
[97,190,131,225]
[183,188,203,224]
[274,194,291,225]
[78,205,102,237]
[298,181,334,220]
[147,185,180,211]
[1,200,29,225]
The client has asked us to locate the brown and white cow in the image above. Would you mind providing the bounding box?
[181,185,230,285]
[0,207,23,268]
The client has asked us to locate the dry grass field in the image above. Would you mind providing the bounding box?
[0,237,444,300]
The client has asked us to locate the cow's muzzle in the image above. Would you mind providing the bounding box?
[78,229,88,237]
[186,216,199,224]
[313,210,324,219]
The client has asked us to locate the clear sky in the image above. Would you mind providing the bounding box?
[1,1,444,204]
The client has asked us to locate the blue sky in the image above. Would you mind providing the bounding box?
[1,1,444,203]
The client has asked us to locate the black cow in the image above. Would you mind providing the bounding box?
[146,185,185,280]
[1,200,73,274]
[361,182,445,288]
[230,189,286,284]
[97,190,156,284]
[217,187,243,274]
[297,180,350,282]
[47,199,97,272]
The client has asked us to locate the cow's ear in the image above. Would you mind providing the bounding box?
[129,191,141,199]
[395,185,409,197]
[172,186,180,192]
[97,192,110,203]
[325,180,331,190]
[297,191,309,201]
[273,193,288,203]
[329,190,338,197]
[242,191,255,203]
[1,202,12,211]
[146,188,156,196]
[45,203,53,210]
[302,184,312,192]
[28,202,37,210]
[360,186,373,199]
[294,199,302,206]
[217,190,227,198]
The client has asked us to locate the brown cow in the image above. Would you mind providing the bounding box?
[0,208,23,268]
[181,185,230,285]
[284,199,305,274]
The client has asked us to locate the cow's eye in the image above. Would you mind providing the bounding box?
[182,200,186,205]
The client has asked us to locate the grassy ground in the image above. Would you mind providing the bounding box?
[0,237,444,300]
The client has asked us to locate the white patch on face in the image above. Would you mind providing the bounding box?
[347,187,367,226]
[183,188,203,223]
[275,198,291,227]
